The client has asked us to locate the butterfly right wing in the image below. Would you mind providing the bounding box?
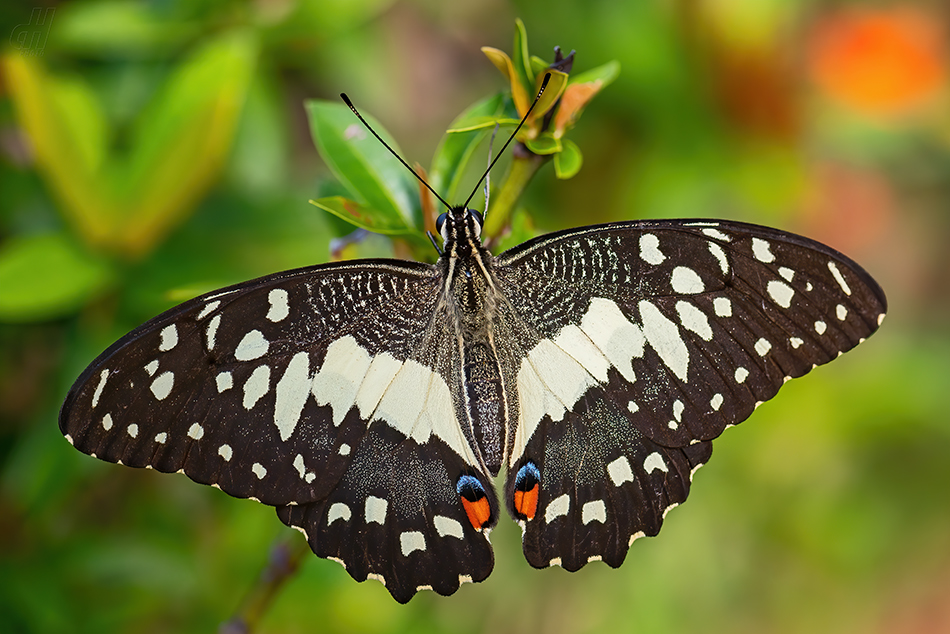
[59,259,498,602]
[493,219,886,570]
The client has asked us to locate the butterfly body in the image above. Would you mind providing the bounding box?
[60,214,886,603]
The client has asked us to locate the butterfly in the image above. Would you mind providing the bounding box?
[59,86,887,603]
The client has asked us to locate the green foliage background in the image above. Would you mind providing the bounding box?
[1,1,949,632]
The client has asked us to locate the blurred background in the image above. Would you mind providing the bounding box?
[1,0,948,632]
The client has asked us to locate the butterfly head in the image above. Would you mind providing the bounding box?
[436,206,484,255]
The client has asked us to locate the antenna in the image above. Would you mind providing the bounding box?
[340,72,552,217]
[463,72,551,209]
[340,93,453,211]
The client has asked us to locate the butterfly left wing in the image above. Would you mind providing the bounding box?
[59,259,499,602]
[493,219,886,569]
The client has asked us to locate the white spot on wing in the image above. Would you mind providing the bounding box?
[187,423,204,440]
[673,399,684,422]
[639,300,690,382]
[710,393,724,411]
[779,267,795,282]
[252,462,267,479]
[338,443,350,456]
[767,280,795,308]
[708,242,728,274]
[127,423,139,438]
[365,496,388,524]
[828,261,852,295]
[627,401,639,413]
[644,452,669,474]
[545,494,570,523]
[702,228,731,241]
[197,300,220,320]
[274,352,311,441]
[815,320,827,335]
[206,315,221,350]
[328,503,351,524]
[836,304,848,321]
[553,324,611,382]
[790,337,803,349]
[92,369,109,408]
[752,238,775,263]
[312,336,372,425]
[159,325,178,352]
[582,500,607,525]
[434,515,464,539]
[144,360,159,376]
[235,330,269,361]
[243,365,271,410]
[218,444,232,461]
[607,456,634,486]
[150,371,174,400]
[155,432,167,444]
[216,371,233,392]
[579,297,644,383]
[266,289,290,322]
[671,266,704,294]
[676,301,713,340]
[639,233,665,265]
[713,297,733,317]
[755,338,772,356]
[735,367,749,383]
[400,531,426,556]
[101,413,113,430]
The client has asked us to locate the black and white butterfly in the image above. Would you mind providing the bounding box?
[60,199,886,602]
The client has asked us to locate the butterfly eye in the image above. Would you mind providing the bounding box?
[436,213,448,240]
[469,210,484,238]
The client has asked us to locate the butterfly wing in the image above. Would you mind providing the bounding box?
[494,219,886,569]
[59,259,497,602]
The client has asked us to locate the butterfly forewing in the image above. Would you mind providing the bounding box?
[495,220,886,568]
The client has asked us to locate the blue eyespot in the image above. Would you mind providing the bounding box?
[514,462,540,491]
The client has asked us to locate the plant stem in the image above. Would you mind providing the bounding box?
[219,535,310,634]
[483,146,549,243]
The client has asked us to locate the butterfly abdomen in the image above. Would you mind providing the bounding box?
[463,341,506,474]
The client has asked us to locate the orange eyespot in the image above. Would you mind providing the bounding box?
[512,462,541,521]
[513,484,539,520]
[457,475,491,530]
[461,496,492,530]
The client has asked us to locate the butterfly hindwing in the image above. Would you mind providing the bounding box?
[495,219,886,568]
[277,415,497,603]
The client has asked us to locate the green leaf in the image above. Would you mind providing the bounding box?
[1,30,258,260]
[118,30,258,258]
[526,69,569,127]
[446,116,520,134]
[306,100,419,231]
[554,139,583,179]
[2,53,115,247]
[529,55,550,76]
[309,196,415,235]
[430,93,508,202]
[512,18,535,94]
[0,233,113,322]
[524,133,562,155]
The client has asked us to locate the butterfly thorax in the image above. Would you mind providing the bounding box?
[438,207,508,475]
